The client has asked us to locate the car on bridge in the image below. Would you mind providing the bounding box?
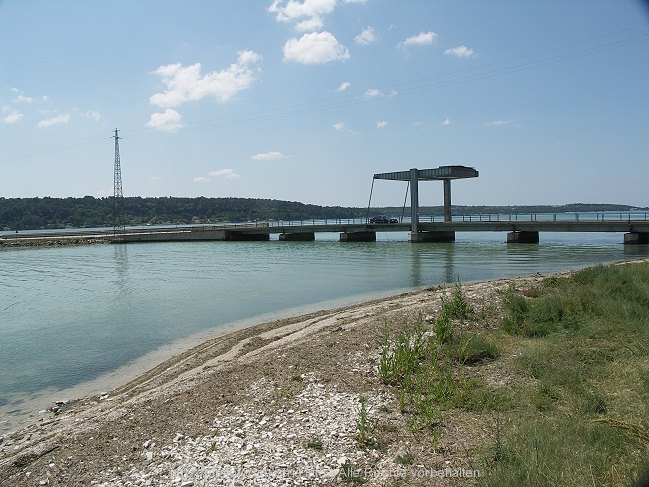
[369,215,399,224]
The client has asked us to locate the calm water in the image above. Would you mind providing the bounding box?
[1,230,647,431]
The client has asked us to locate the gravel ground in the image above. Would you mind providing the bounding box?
[0,275,545,486]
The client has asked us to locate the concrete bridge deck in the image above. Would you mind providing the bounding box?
[2,213,649,245]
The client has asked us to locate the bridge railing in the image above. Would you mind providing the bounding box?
[102,211,649,235]
[229,212,649,228]
[453,212,649,223]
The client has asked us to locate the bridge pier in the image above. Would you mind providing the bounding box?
[507,231,539,244]
[340,231,376,242]
[279,232,315,241]
[409,231,455,243]
[624,232,649,245]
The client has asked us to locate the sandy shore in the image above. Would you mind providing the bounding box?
[0,270,589,486]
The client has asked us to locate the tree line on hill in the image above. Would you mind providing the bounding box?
[0,196,644,231]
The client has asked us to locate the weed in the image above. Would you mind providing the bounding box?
[357,395,377,447]
[306,437,324,451]
[434,310,453,344]
[205,440,218,453]
[339,460,366,484]
[396,452,414,466]
[444,279,474,320]
[379,328,426,386]
[530,384,560,411]
[452,333,499,365]
[589,418,649,444]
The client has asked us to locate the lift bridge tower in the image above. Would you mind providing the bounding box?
[112,128,125,234]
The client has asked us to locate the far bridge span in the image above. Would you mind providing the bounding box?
[107,212,649,245]
[4,212,648,246]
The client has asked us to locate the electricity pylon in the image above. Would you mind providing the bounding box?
[113,128,125,234]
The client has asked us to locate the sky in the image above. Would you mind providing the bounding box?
[1,0,648,208]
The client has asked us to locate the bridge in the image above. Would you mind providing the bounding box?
[2,166,648,246]
[3,212,648,246]
[109,212,648,244]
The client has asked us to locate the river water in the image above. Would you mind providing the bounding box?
[1,229,647,431]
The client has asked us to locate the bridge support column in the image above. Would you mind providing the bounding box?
[410,168,419,234]
[279,232,315,241]
[225,232,270,241]
[443,180,452,222]
[409,231,455,243]
[340,231,376,242]
[507,231,539,244]
[624,232,649,245]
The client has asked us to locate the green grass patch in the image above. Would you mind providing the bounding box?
[377,262,649,486]
[481,261,649,486]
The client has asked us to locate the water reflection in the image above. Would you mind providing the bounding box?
[113,244,130,297]
[408,243,458,288]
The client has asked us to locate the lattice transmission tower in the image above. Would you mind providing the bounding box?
[112,128,125,233]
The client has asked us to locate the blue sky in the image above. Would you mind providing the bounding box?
[1,0,648,208]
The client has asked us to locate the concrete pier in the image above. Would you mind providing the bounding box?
[507,231,540,244]
[279,232,315,241]
[409,231,455,243]
[624,232,649,245]
[340,231,376,242]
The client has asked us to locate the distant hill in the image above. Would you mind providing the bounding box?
[0,196,645,231]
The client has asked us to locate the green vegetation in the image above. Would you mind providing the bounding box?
[0,196,365,230]
[379,284,504,439]
[305,437,324,451]
[378,262,649,486]
[0,196,643,231]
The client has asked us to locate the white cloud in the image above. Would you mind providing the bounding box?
[441,117,451,126]
[444,45,475,58]
[37,113,70,128]
[283,31,349,64]
[337,81,351,92]
[209,168,240,179]
[149,50,261,108]
[194,169,240,183]
[484,120,512,127]
[147,109,184,132]
[363,88,397,99]
[355,26,377,45]
[268,0,336,31]
[14,94,34,104]
[1,106,23,124]
[251,151,287,161]
[295,17,324,32]
[376,120,388,129]
[332,121,358,135]
[84,110,101,122]
[402,31,438,47]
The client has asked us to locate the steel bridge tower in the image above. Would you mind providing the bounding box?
[112,128,125,233]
